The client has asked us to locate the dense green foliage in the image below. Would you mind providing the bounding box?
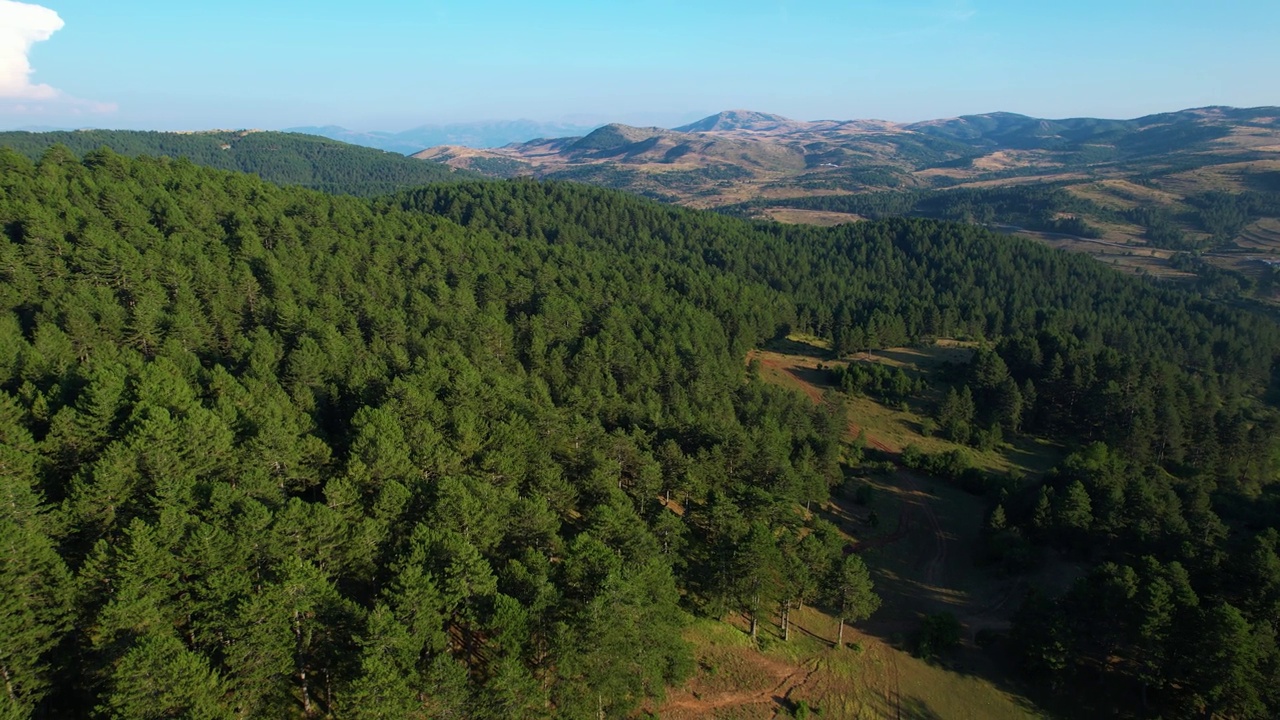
[1188,190,1280,244]
[1003,444,1280,717]
[0,130,466,196]
[827,361,923,405]
[0,147,861,718]
[406,180,1280,716]
[2,146,1279,717]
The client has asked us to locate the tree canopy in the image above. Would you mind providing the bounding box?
[1,145,1278,717]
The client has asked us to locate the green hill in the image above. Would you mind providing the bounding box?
[0,129,468,196]
[2,148,1279,718]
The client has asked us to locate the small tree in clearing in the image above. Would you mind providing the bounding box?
[830,554,880,648]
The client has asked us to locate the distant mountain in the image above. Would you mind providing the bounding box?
[412,106,1280,210]
[415,120,808,196]
[286,120,601,153]
[0,129,469,196]
[674,110,800,133]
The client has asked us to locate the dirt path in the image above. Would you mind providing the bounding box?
[898,471,947,587]
[661,652,819,718]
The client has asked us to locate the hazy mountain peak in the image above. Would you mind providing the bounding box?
[675,110,797,133]
[284,119,601,153]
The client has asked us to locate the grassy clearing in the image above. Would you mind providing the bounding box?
[661,479,1050,719]
[753,338,1063,478]
[764,208,866,226]
[664,588,1043,719]
[654,340,1062,718]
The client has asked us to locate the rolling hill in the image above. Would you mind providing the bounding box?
[416,107,1280,201]
[0,129,469,196]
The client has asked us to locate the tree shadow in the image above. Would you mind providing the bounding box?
[763,335,831,359]
[863,689,945,720]
[1244,170,1280,193]
[782,363,834,390]
[899,695,945,720]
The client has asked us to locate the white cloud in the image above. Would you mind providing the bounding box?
[0,1,114,114]
[0,0,63,99]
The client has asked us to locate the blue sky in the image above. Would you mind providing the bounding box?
[1,0,1277,130]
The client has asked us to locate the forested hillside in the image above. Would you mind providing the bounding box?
[2,147,1279,718]
[0,130,465,196]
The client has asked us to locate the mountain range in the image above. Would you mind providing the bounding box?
[286,119,601,154]
[414,107,1280,202]
[413,107,1280,279]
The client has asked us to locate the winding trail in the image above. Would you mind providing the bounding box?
[898,470,947,587]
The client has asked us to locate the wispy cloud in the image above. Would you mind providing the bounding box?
[0,1,115,114]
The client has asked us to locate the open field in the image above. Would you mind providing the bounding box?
[1236,217,1280,251]
[763,208,866,226]
[657,606,1041,720]
[1064,179,1182,209]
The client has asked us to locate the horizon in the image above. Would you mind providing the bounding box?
[6,103,1279,136]
[1,0,1277,132]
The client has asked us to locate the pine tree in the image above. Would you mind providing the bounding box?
[830,555,880,649]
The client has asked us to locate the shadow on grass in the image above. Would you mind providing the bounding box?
[1244,170,1280,193]
[785,364,837,393]
[764,335,831,359]
[818,473,1069,718]
[1002,436,1064,476]
[867,345,975,371]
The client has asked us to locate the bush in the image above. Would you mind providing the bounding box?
[919,417,937,437]
[901,444,925,468]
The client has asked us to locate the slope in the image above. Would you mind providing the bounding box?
[0,129,469,196]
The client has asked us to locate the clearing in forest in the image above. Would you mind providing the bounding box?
[655,340,1066,718]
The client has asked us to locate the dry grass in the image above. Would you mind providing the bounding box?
[1236,218,1280,251]
[764,208,866,226]
[1089,178,1184,206]
[751,339,1062,478]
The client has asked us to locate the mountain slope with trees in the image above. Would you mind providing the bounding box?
[0,130,468,196]
[1,146,1279,717]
